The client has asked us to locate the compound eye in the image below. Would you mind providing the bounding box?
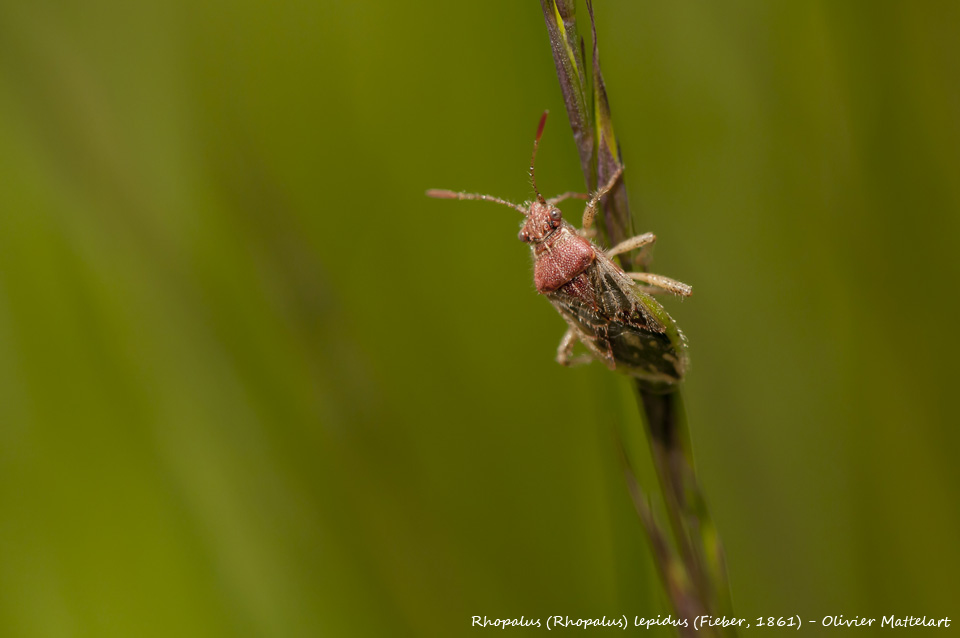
[549,209,561,221]
[518,230,528,242]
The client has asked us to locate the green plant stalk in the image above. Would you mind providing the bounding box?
[618,439,707,637]
[540,1,734,633]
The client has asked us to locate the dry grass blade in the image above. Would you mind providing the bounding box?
[585,0,633,248]
[539,0,595,193]
[540,3,736,635]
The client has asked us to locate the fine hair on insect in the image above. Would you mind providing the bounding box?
[428,112,691,388]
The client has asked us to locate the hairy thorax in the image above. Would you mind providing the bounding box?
[532,226,596,294]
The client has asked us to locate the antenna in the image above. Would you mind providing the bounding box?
[425,189,527,215]
[529,111,548,204]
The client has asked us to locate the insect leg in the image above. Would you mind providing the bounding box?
[626,272,692,297]
[556,328,593,367]
[606,232,656,258]
[581,166,624,229]
[547,191,589,205]
[636,286,667,296]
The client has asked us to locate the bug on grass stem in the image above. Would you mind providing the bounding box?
[427,112,691,388]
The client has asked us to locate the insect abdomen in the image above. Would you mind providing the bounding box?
[548,261,687,386]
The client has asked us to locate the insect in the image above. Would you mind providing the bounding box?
[427,112,691,388]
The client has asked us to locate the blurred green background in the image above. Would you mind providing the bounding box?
[1,0,958,635]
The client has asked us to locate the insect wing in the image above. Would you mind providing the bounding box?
[548,256,687,387]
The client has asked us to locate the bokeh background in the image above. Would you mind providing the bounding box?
[1,1,958,636]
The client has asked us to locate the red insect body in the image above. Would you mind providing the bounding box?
[427,112,691,388]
